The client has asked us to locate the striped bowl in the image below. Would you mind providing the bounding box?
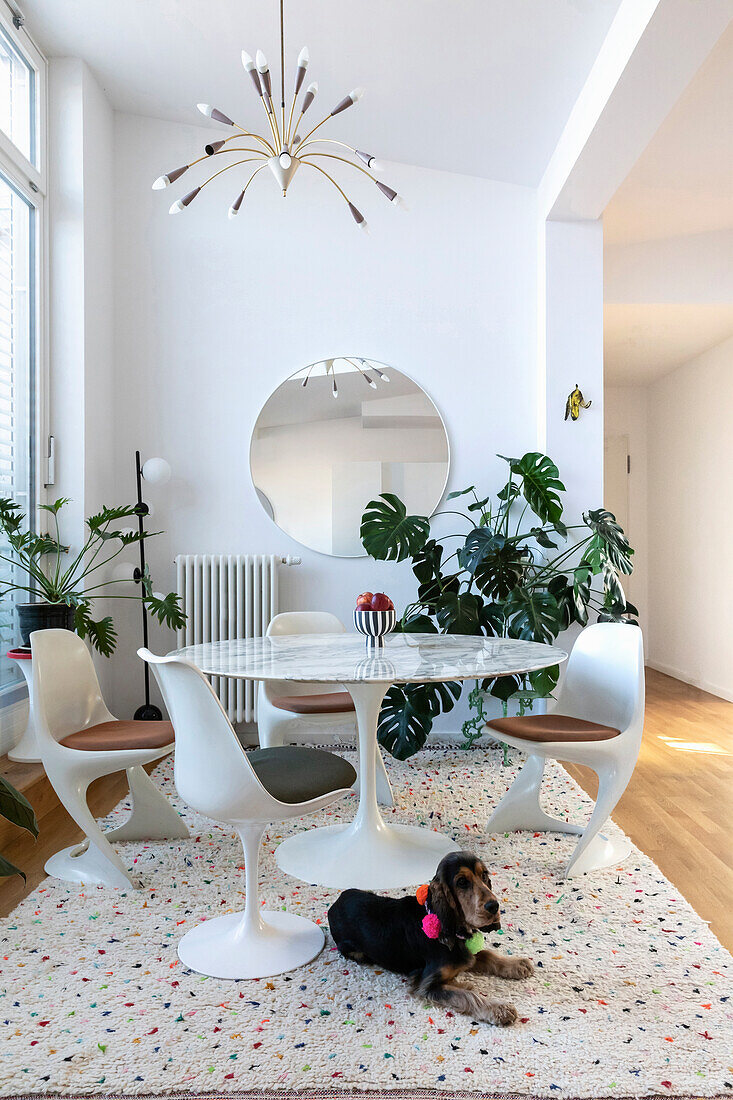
[353,607,396,650]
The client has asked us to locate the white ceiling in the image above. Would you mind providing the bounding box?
[24,0,623,186]
[604,20,733,246]
[604,19,733,386]
[604,303,733,385]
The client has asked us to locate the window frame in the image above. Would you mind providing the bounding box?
[0,5,48,707]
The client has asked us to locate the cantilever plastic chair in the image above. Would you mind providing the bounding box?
[257,610,393,806]
[140,647,357,979]
[30,629,189,889]
[486,623,644,877]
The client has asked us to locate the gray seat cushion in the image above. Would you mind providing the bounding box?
[248,746,357,804]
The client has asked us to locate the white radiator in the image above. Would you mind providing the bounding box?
[175,554,301,723]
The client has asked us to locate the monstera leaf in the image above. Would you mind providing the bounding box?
[361,494,430,562]
[377,681,461,760]
[412,540,459,612]
[500,453,565,524]
[396,613,438,634]
[435,591,485,634]
[504,587,562,644]
[459,529,528,600]
[583,508,634,575]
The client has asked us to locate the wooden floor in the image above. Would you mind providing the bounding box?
[2,669,732,950]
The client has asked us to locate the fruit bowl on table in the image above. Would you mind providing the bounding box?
[353,607,396,649]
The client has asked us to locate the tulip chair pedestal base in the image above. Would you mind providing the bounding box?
[277,819,457,891]
[178,910,325,979]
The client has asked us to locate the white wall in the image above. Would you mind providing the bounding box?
[645,334,733,699]
[604,385,648,628]
[106,111,541,721]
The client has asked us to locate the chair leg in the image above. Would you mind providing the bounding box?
[486,753,584,837]
[564,760,633,878]
[44,777,135,889]
[176,820,325,979]
[106,765,190,841]
[258,724,286,748]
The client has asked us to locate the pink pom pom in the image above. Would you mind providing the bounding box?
[422,912,441,940]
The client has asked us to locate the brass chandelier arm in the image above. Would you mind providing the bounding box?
[300,151,376,182]
[199,156,268,191]
[241,162,269,198]
[297,137,356,157]
[300,159,350,204]
[231,128,276,155]
[297,113,332,148]
[285,97,298,146]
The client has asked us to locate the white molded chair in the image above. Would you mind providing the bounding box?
[140,647,357,979]
[258,611,393,806]
[486,623,644,877]
[30,629,189,889]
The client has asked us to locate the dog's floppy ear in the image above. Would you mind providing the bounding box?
[427,879,459,948]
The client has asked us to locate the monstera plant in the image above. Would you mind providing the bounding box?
[360,452,637,760]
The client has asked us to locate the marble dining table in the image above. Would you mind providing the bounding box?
[172,632,568,890]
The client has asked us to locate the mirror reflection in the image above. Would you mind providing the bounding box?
[250,359,450,556]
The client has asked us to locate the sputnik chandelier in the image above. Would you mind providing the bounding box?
[297,357,390,399]
[152,0,402,231]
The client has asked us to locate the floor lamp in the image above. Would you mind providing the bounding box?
[133,450,172,721]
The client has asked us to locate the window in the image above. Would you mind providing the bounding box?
[0,10,45,697]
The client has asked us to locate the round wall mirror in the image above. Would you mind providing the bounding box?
[250,358,450,557]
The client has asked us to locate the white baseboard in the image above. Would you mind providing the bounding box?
[0,697,30,757]
[646,660,733,704]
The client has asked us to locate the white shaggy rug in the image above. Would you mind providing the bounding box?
[0,748,731,1099]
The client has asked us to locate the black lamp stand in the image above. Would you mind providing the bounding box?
[133,449,163,721]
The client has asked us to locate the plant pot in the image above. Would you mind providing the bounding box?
[17,602,76,647]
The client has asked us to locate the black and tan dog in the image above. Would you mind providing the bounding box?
[327,851,533,1026]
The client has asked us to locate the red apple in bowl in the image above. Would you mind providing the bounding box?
[355,591,373,610]
[370,592,392,612]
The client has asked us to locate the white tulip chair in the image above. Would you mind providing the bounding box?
[257,611,393,806]
[140,647,356,978]
[30,629,189,889]
[486,623,645,877]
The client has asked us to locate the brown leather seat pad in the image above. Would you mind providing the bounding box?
[487,714,621,743]
[59,720,175,751]
[270,692,355,715]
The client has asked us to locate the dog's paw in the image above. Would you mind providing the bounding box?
[503,957,534,980]
[486,1001,518,1027]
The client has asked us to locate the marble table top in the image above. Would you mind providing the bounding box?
[172,633,567,684]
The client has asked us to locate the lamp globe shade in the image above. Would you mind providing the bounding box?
[142,457,172,485]
[111,561,137,583]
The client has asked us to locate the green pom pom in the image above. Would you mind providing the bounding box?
[465,931,484,954]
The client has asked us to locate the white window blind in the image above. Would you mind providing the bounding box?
[0,10,44,698]
[0,173,34,687]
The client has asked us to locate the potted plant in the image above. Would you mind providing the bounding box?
[360,451,637,760]
[0,777,38,879]
[0,497,185,655]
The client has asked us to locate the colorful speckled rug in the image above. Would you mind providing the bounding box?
[1,748,731,1099]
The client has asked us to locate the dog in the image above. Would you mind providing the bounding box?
[327,851,533,1026]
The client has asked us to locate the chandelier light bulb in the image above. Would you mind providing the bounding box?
[332,377,338,398]
[228,190,245,218]
[301,81,318,113]
[152,165,188,189]
[376,180,399,204]
[196,104,235,126]
[294,46,309,94]
[242,49,263,94]
[169,187,201,214]
[279,151,292,169]
[331,86,365,116]
[356,150,383,172]
[256,49,272,98]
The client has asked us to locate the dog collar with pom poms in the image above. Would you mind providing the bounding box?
[415,884,485,952]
